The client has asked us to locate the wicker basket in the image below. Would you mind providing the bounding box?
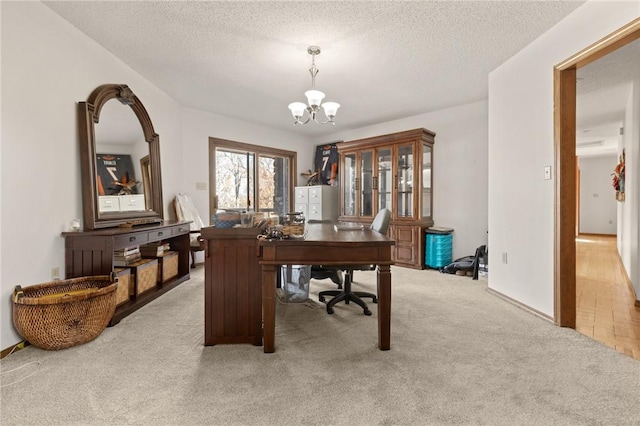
[282,212,305,237]
[12,275,117,350]
[282,223,305,237]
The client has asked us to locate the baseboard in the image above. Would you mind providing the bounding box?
[0,340,29,359]
[486,287,554,323]
[617,258,639,306]
[577,232,616,237]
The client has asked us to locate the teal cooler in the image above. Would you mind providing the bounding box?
[425,232,453,269]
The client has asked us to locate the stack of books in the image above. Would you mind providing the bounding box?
[140,242,171,257]
[114,246,141,266]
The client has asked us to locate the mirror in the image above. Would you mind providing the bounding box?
[79,84,163,230]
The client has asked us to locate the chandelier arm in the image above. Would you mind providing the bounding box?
[313,112,335,125]
[293,108,313,125]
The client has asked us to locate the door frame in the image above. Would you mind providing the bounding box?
[554,18,640,327]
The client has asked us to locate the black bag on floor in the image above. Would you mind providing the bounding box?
[440,256,475,274]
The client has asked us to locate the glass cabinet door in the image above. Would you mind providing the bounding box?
[396,144,414,217]
[377,147,393,213]
[343,153,357,216]
[422,144,432,219]
[360,150,373,217]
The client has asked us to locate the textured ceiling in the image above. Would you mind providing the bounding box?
[44,0,631,148]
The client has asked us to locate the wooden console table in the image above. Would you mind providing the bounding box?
[62,220,191,325]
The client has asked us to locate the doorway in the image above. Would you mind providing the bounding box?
[554,19,640,327]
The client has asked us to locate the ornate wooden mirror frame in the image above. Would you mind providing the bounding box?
[79,84,163,230]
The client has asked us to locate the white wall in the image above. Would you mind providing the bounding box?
[578,155,618,235]
[0,1,174,349]
[0,2,307,350]
[315,101,489,260]
[488,1,640,316]
[179,107,314,265]
[619,79,640,297]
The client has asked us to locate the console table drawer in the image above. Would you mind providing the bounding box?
[114,232,149,247]
[171,225,190,236]
[148,230,168,241]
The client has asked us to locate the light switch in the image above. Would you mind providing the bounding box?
[544,166,552,180]
[195,182,207,191]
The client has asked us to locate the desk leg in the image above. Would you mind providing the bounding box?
[262,264,277,353]
[377,264,391,350]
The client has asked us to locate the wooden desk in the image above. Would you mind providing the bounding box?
[259,223,395,353]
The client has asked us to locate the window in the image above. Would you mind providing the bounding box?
[209,138,296,221]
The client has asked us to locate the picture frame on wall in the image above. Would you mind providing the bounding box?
[314,142,340,186]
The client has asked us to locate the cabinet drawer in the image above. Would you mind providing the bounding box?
[114,232,149,248]
[308,203,322,221]
[295,187,309,203]
[295,204,308,218]
[308,187,322,201]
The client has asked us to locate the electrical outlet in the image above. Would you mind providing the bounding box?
[51,267,60,281]
[502,252,508,264]
[544,166,552,180]
[195,182,207,191]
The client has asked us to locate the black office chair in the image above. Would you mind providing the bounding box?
[314,208,391,316]
[308,220,343,288]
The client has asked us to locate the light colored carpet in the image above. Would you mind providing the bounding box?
[1,266,639,425]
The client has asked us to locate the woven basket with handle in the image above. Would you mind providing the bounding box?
[12,274,117,350]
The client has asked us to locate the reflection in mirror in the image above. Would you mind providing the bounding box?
[94,100,148,213]
[79,84,163,230]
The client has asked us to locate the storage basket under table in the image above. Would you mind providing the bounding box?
[129,258,159,296]
[143,251,179,283]
[113,267,132,306]
[12,275,117,350]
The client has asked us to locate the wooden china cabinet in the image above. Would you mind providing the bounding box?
[338,128,435,269]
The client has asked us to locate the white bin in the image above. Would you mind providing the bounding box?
[281,265,311,302]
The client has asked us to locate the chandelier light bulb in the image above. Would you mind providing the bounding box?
[305,90,325,107]
[321,102,340,118]
[288,102,307,118]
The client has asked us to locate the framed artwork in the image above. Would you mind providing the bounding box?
[315,143,340,186]
[96,153,140,196]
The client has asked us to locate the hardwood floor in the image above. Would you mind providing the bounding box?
[576,234,640,360]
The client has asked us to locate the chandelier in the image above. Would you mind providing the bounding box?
[288,46,340,125]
